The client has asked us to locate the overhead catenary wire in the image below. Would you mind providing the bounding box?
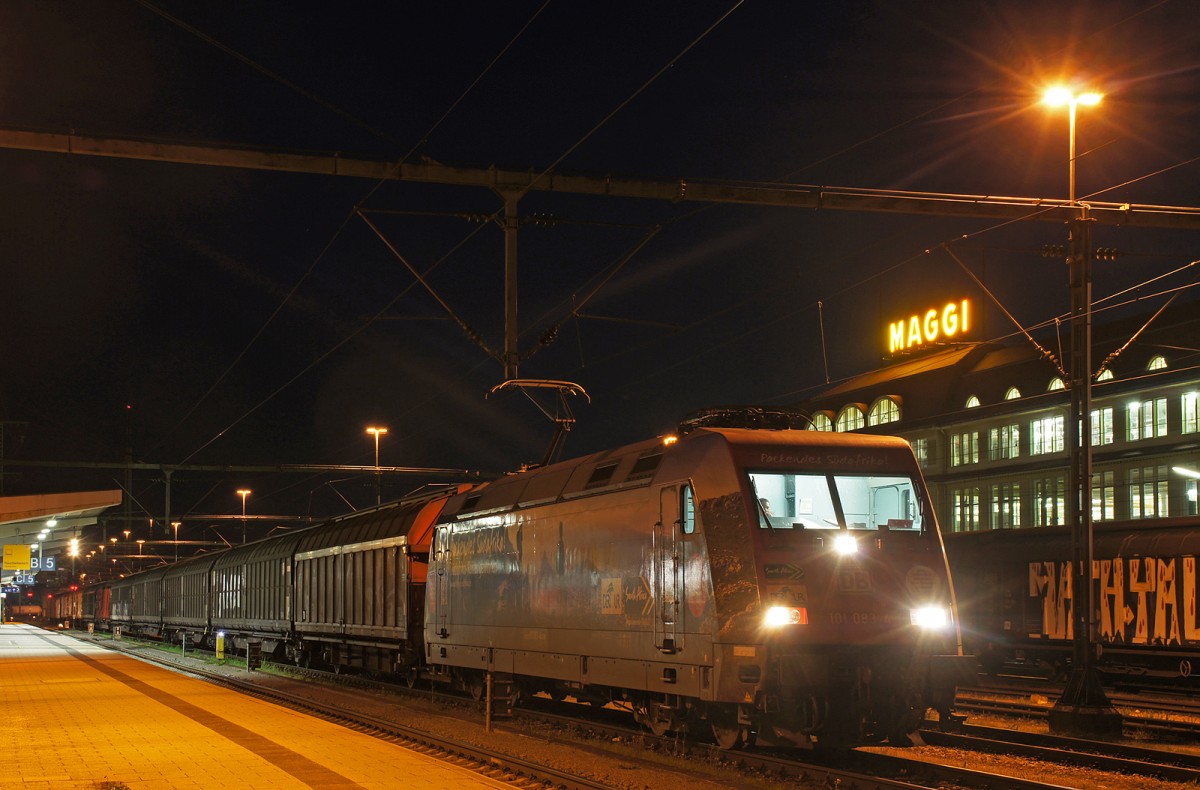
[940,242,1065,377]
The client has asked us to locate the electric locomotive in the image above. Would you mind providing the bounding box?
[424,419,974,747]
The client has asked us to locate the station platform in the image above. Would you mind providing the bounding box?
[0,622,510,789]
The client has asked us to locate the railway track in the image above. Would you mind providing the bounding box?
[956,681,1200,738]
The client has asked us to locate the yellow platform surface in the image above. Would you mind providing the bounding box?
[0,623,509,789]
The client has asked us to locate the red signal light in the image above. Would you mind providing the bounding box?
[69,585,79,591]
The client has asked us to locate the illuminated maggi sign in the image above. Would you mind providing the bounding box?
[888,299,970,353]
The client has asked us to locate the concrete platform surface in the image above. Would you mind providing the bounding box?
[0,623,510,789]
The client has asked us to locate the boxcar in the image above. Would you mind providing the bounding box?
[947,517,1200,685]
[211,534,306,657]
[161,552,224,648]
[293,488,464,675]
[110,564,171,638]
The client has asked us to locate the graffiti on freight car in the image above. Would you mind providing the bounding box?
[1029,556,1200,646]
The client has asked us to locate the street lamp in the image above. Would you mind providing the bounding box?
[1042,87,1102,206]
[366,426,388,505]
[172,521,181,562]
[237,489,252,545]
[1043,85,1121,738]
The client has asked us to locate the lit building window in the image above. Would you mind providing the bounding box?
[1092,470,1114,521]
[988,424,1020,460]
[1182,392,1199,435]
[1187,475,1199,517]
[965,395,981,408]
[990,482,1021,529]
[1048,377,1066,391]
[808,412,834,432]
[911,438,930,468]
[952,487,980,532]
[1034,476,1065,526]
[835,405,865,432]
[1091,407,1114,446]
[1127,398,1167,441]
[1004,387,1021,400]
[1129,465,1169,519]
[1030,415,1064,455]
[950,431,979,466]
[1096,369,1114,382]
[867,396,901,426]
[1148,355,1167,371]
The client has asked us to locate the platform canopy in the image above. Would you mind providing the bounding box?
[0,489,123,560]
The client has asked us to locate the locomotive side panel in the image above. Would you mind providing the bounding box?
[429,485,713,685]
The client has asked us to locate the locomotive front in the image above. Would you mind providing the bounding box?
[705,429,974,747]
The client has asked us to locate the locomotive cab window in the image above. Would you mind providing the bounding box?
[681,484,696,534]
[749,471,923,532]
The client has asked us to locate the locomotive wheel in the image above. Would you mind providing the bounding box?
[468,675,485,702]
[635,703,672,737]
[709,707,745,751]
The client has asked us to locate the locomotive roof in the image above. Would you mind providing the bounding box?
[445,427,916,520]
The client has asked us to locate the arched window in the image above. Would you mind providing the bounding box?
[1004,387,1021,401]
[1096,369,1114,382]
[965,395,981,408]
[1048,377,1066,392]
[867,396,901,426]
[808,412,834,432]
[835,404,865,432]
[1148,355,1168,371]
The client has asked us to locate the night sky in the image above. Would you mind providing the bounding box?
[2,1,1198,523]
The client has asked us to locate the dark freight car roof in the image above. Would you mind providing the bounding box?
[294,495,442,554]
[161,550,225,580]
[212,529,310,571]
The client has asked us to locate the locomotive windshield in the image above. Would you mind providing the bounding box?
[748,471,923,532]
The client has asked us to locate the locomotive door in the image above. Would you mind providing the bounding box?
[654,486,683,653]
[432,525,451,637]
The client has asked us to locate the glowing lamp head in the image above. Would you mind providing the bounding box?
[833,533,858,556]
[910,606,949,630]
[764,605,809,628]
[1043,86,1102,107]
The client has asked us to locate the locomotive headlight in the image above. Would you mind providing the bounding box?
[910,606,948,629]
[764,606,809,627]
[833,534,858,556]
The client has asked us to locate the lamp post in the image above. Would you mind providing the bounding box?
[1043,86,1122,738]
[172,521,181,562]
[237,489,251,545]
[366,426,388,505]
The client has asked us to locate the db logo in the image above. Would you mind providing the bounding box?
[837,569,873,592]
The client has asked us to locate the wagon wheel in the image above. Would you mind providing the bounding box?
[709,707,745,751]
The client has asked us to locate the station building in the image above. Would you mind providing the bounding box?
[796,299,1200,533]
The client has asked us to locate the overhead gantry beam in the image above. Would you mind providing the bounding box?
[2,127,1199,229]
